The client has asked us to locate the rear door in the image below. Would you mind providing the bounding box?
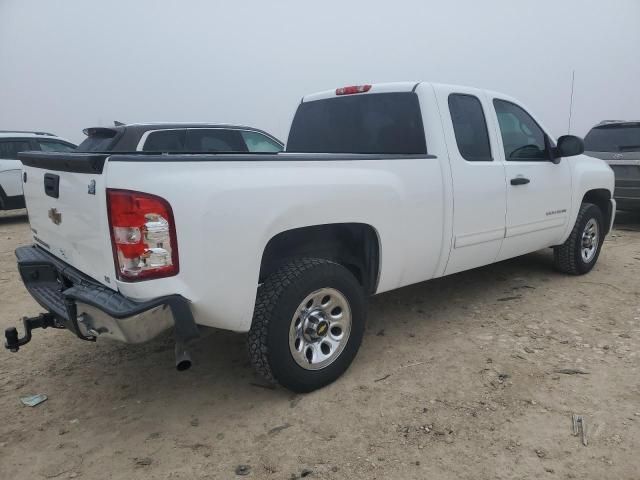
[434,86,507,275]
[20,153,116,287]
[490,98,572,260]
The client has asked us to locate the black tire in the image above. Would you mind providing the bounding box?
[248,258,366,393]
[553,202,604,275]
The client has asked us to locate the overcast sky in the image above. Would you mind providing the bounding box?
[1,0,639,144]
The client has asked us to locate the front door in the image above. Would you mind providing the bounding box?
[434,87,507,275]
[490,98,573,261]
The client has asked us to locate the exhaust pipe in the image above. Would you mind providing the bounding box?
[174,341,192,371]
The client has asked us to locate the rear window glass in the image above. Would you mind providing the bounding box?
[77,130,118,152]
[286,92,427,154]
[584,124,640,152]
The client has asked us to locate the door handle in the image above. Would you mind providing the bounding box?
[510,177,530,186]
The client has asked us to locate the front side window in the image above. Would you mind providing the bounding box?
[0,140,32,159]
[37,140,75,152]
[241,131,282,152]
[185,129,247,153]
[493,99,551,161]
[448,94,492,161]
[143,130,186,152]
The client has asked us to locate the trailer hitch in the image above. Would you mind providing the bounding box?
[4,313,64,352]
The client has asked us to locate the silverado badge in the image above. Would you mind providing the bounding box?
[48,208,62,225]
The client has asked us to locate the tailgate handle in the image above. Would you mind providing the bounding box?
[44,173,60,198]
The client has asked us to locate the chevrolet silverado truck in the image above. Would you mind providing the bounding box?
[6,82,615,392]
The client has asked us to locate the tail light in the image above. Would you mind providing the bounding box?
[336,85,371,95]
[107,189,178,281]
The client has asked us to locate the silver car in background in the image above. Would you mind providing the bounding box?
[585,120,640,211]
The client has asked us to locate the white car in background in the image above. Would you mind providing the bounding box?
[0,131,76,210]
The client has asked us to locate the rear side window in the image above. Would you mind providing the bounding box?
[143,130,186,152]
[241,131,283,152]
[448,94,492,161]
[0,140,32,159]
[584,124,640,152]
[287,92,427,154]
[37,140,75,152]
[185,129,247,152]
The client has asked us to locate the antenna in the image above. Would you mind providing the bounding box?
[568,70,575,134]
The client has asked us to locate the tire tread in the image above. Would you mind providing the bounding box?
[553,202,601,275]
[247,258,334,384]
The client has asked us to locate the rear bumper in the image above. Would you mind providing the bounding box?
[12,245,199,345]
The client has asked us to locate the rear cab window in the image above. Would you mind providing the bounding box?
[585,123,640,152]
[286,92,427,154]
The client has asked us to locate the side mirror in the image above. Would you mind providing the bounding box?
[554,135,584,161]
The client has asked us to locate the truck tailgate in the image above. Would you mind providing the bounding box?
[19,152,116,288]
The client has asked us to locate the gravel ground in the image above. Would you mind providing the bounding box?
[0,209,639,479]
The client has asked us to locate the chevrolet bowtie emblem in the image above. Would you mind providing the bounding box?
[48,208,62,225]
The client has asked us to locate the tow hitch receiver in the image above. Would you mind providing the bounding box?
[4,313,64,352]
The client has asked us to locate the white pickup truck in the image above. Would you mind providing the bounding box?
[6,82,615,392]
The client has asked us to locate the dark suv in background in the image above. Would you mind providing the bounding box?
[77,123,283,153]
[585,120,640,211]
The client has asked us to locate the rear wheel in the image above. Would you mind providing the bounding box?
[248,258,366,392]
[553,202,604,275]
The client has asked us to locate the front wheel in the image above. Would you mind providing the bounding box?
[553,202,604,275]
[248,258,366,393]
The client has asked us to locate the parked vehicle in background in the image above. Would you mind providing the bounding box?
[585,120,640,211]
[0,131,75,210]
[76,123,283,153]
[7,82,615,393]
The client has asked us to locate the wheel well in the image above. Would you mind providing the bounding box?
[259,223,380,294]
[582,189,612,234]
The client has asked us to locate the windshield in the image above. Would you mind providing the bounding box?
[584,124,640,152]
[286,92,427,154]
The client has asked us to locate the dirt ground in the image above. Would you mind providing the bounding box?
[0,209,638,480]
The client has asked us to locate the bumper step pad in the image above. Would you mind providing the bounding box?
[6,245,199,352]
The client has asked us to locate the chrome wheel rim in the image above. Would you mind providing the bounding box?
[581,218,599,263]
[289,288,352,371]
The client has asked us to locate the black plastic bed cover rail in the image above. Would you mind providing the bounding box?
[19,151,109,174]
[108,152,437,162]
[14,245,199,343]
[17,151,437,173]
